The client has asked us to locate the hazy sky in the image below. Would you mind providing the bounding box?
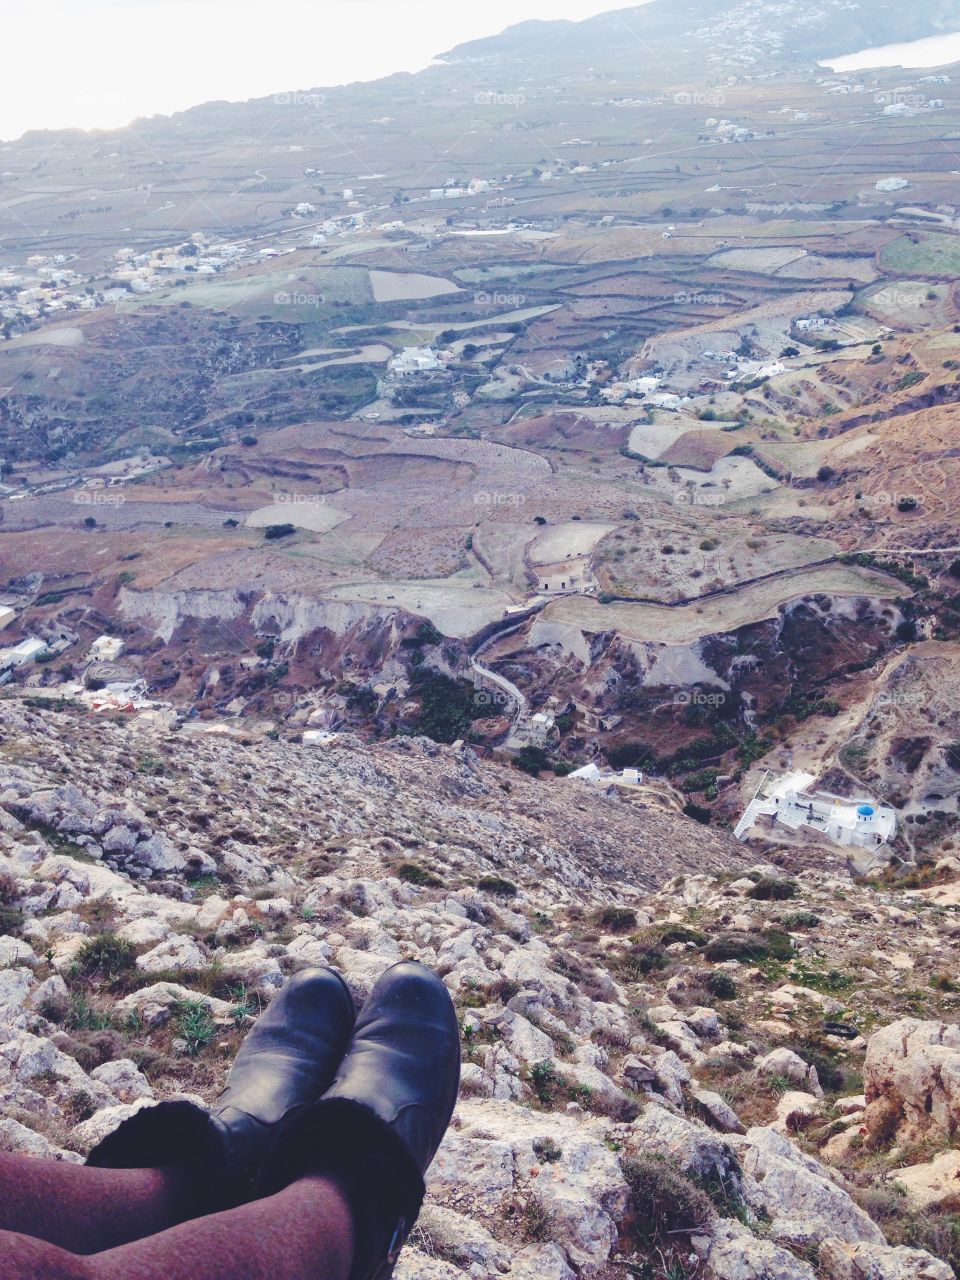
[1,0,644,142]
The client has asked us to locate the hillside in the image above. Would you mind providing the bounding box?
[2,700,960,1278]
[438,0,960,64]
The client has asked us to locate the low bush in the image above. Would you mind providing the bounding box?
[593,906,637,933]
[781,910,820,929]
[397,862,442,888]
[747,877,798,901]
[174,1000,217,1056]
[704,931,793,963]
[74,933,137,980]
[706,972,738,1001]
[616,943,668,979]
[621,1155,716,1247]
[477,876,518,898]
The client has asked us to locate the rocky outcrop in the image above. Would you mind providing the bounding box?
[0,703,955,1279]
[864,1019,960,1143]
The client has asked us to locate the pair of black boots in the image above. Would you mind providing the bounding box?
[87,961,461,1280]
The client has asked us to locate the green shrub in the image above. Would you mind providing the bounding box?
[65,994,116,1032]
[616,943,668,979]
[659,924,706,947]
[704,930,793,963]
[75,933,137,979]
[477,876,518,898]
[706,972,738,1001]
[0,903,24,937]
[621,1155,716,1246]
[704,931,767,962]
[782,910,820,929]
[174,1000,217,1056]
[747,877,798,901]
[593,906,637,933]
[397,862,442,888]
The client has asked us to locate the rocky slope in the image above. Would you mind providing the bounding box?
[1,699,959,1278]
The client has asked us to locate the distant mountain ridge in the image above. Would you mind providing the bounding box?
[437,0,960,65]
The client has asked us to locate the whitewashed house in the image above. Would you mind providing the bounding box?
[735,770,897,849]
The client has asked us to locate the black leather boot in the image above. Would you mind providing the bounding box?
[262,960,461,1280]
[87,966,356,1211]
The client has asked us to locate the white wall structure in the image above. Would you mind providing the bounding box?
[736,769,897,849]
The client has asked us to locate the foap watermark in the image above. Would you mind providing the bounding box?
[474,90,526,107]
[274,492,328,507]
[674,289,727,306]
[74,491,125,509]
[473,684,512,710]
[875,689,926,710]
[675,690,727,708]
[864,491,920,511]
[874,90,927,109]
[474,290,526,308]
[674,90,726,107]
[474,491,527,509]
[274,290,325,307]
[273,91,326,109]
[673,489,727,507]
[873,287,928,309]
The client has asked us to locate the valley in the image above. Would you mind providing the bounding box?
[1,0,959,865]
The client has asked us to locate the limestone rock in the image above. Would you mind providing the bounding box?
[732,1127,883,1249]
[864,1019,960,1144]
[819,1238,954,1280]
[891,1149,960,1212]
[704,1218,818,1279]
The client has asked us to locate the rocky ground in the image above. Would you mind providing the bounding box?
[1,699,959,1278]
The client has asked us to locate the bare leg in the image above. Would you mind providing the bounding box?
[0,1175,354,1280]
[0,1152,199,1254]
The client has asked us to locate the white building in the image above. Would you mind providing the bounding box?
[390,347,443,376]
[0,606,15,632]
[570,762,643,788]
[89,635,125,662]
[735,770,897,849]
[303,730,340,747]
[570,762,602,782]
[0,637,48,671]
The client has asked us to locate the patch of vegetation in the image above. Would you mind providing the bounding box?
[514,1194,557,1244]
[747,877,798,901]
[397,861,442,888]
[781,910,820,929]
[74,933,137,980]
[615,942,669,980]
[682,802,713,825]
[477,876,518,898]
[706,972,738,1001]
[263,523,296,540]
[621,1155,716,1248]
[841,552,928,591]
[704,930,793,964]
[174,1000,217,1056]
[409,672,493,744]
[658,924,706,947]
[527,1060,585,1108]
[593,906,637,933]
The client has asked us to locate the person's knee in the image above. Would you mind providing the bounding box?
[0,1230,94,1280]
